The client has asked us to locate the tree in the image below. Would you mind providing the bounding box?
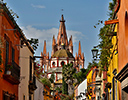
[27,38,39,51]
[62,63,77,95]
[49,72,55,83]
[96,0,117,71]
[73,68,87,85]
[62,77,68,95]
[62,63,76,82]
[40,77,51,88]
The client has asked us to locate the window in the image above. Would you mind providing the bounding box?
[12,47,15,62]
[3,93,9,100]
[23,95,25,100]
[52,62,55,67]
[29,56,33,81]
[5,41,9,73]
[3,91,15,100]
[61,61,65,66]
[5,41,9,65]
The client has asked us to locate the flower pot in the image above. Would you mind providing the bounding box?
[6,70,11,75]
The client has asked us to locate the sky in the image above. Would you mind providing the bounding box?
[3,0,112,68]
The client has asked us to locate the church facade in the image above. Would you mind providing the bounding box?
[40,15,84,86]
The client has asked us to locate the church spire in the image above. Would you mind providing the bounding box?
[69,35,73,46]
[43,40,47,56]
[52,35,56,46]
[78,41,82,58]
[57,15,68,46]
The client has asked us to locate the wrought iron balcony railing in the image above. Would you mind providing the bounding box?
[3,61,20,84]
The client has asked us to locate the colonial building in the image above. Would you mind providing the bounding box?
[105,0,128,99]
[40,15,84,87]
[0,2,22,100]
[19,35,37,100]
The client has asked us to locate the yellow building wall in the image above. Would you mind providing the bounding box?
[107,24,119,100]
[86,69,93,99]
[87,70,93,85]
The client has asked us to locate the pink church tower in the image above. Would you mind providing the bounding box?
[40,15,84,87]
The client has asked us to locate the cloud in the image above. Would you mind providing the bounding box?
[31,4,45,9]
[21,25,86,47]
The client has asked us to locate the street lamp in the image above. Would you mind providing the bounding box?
[91,46,98,60]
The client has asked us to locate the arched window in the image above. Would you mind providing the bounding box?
[125,11,128,45]
[52,62,55,67]
[61,61,65,67]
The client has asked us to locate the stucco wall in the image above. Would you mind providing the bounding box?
[78,79,87,100]
[34,78,44,100]
[19,45,33,100]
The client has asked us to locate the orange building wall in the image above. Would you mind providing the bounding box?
[117,0,128,73]
[117,0,128,99]
[0,4,21,99]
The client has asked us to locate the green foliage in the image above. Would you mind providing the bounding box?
[0,2,19,19]
[40,78,51,88]
[6,63,13,70]
[98,0,116,71]
[62,77,68,95]
[85,61,98,74]
[98,25,112,70]
[49,72,55,83]
[73,68,87,85]
[62,63,76,81]
[55,86,62,93]
[60,94,71,100]
[108,0,116,19]
[27,38,39,51]
[62,63,75,95]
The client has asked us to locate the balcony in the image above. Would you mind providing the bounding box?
[29,75,37,94]
[3,62,20,84]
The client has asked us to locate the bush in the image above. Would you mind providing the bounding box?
[41,78,51,87]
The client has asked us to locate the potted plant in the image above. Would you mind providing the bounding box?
[6,62,13,75]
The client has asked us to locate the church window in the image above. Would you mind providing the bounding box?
[61,61,65,67]
[52,62,55,67]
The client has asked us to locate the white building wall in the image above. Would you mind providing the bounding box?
[51,59,57,67]
[19,44,33,100]
[34,78,44,100]
[59,60,67,66]
[78,79,87,100]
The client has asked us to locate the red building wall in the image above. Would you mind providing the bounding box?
[0,3,21,99]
